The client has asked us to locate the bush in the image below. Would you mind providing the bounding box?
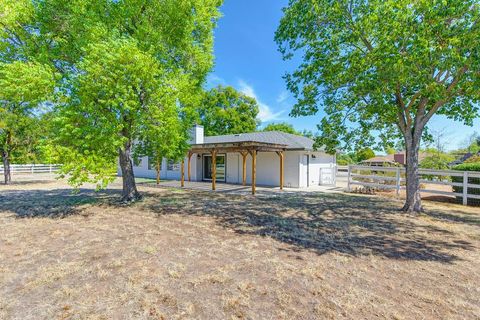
[465,154,480,163]
[420,153,455,170]
[452,162,480,206]
[355,148,375,162]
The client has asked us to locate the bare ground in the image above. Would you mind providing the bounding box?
[0,177,479,320]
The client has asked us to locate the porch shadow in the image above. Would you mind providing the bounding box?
[143,190,476,263]
[0,185,475,262]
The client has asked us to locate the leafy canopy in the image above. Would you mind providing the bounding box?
[40,0,222,188]
[200,85,259,136]
[355,148,375,162]
[55,38,190,187]
[0,61,56,159]
[262,122,300,135]
[420,153,455,170]
[275,0,480,152]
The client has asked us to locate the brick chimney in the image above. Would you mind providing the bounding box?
[394,153,406,165]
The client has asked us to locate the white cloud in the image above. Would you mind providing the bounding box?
[237,80,285,122]
[276,90,290,103]
[206,74,226,87]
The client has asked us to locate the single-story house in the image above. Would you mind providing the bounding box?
[127,125,336,192]
[449,151,480,166]
[361,151,429,167]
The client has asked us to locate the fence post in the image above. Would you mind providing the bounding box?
[347,165,351,192]
[395,167,400,197]
[332,163,336,186]
[463,171,468,206]
[49,164,52,173]
[31,165,34,174]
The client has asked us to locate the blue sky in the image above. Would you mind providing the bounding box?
[207,0,479,151]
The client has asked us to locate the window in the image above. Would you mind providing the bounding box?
[148,157,157,170]
[167,159,180,171]
[133,157,142,167]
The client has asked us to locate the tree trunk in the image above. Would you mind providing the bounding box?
[118,141,141,203]
[402,134,422,213]
[2,150,11,185]
[156,158,161,185]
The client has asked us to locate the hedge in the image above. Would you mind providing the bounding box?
[452,162,480,206]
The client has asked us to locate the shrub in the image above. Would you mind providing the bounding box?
[420,153,455,170]
[465,154,480,163]
[452,162,480,206]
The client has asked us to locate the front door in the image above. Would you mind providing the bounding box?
[203,154,226,182]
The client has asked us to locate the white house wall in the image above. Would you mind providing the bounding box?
[299,152,336,187]
[225,153,241,184]
[124,151,335,188]
[129,156,194,181]
[218,151,299,187]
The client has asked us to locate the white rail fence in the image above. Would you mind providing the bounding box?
[336,165,350,177]
[347,165,480,206]
[0,164,61,175]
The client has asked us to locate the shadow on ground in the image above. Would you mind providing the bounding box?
[0,188,118,218]
[0,186,477,262]
[141,189,477,263]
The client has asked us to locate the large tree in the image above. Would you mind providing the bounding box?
[262,122,300,135]
[133,100,185,185]
[29,0,222,201]
[276,0,480,212]
[0,61,56,184]
[200,85,259,136]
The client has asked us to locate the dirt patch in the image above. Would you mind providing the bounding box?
[0,178,479,319]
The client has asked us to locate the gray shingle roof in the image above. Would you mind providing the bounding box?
[203,131,320,151]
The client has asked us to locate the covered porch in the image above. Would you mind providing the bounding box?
[180,141,287,195]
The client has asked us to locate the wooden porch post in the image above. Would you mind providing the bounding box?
[187,152,193,181]
[240,151,248,186]
[181,158,185,187]
[250,149,257,195]
[276,151,284,190]
[212,149,217,191]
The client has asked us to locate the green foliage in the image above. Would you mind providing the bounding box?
[385,147,396,155]
[467,138,480,154]
[355,148,375,162]
[55,38,187,187]
[262,122,300,135]
[0,0,35,61]
[200,85,259,136]
[420,153,455,170]
[0,61,56,168]
[454,162,480,171]
[336,153,354,165]
[465,155,480,163]
[0,61,56,105]
[275,0,480,152]
[133,101,184,173]
[30,0,223,190]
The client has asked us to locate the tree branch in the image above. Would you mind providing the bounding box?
[422,65,468,125]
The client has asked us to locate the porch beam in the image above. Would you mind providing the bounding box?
[187,152,193,181]
[240,151,248,186]
[249,149,257,195]
[276,151,284,190]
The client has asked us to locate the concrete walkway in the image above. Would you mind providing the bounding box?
[141,180,346,195]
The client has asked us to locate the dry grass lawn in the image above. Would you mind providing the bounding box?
[0,177,479,319]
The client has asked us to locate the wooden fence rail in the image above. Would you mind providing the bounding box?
[0,164,61,175]
[347,165,480,206]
